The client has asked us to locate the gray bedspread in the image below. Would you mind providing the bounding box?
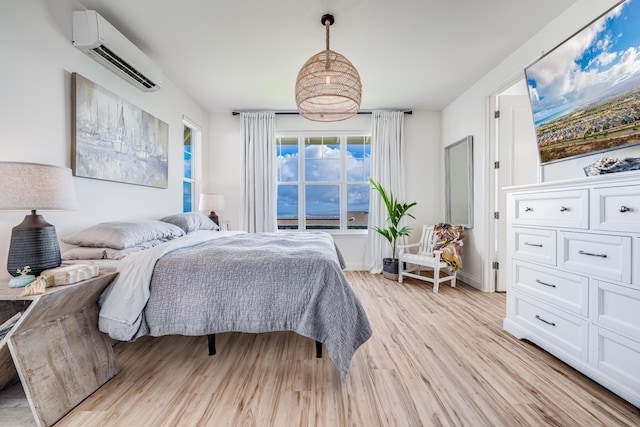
[101,231,371,379]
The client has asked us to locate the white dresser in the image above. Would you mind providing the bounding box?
[504,170,640,408]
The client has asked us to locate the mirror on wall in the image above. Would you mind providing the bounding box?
[445,135,473,228]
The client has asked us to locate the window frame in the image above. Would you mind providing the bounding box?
[182,116,202,213]
[276,131,371,234]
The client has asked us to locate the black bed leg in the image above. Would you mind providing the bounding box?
[315,340,322,358]
[208,334,216,356]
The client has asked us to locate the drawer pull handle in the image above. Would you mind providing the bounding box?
[559,206,569,212]
[524,207,533,212]
[578,250,607,258]
[535,315,556,327]
[524,242,543,247]
[619,205,630,213]
[535,279,556,288]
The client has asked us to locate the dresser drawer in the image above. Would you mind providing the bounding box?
[591,280,640,341]
[591,185,640,233]
[559,232,631,283]
[512,189,588,229]
[513,227,556,266]
[513,261,588,316]
[589,326,640,397]
[513,295,588,360]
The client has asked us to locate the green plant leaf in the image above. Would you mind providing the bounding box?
[369,178,417,260]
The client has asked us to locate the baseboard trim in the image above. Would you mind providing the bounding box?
[344,262,366,271]
[457,270,482,291]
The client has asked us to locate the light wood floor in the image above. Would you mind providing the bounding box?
[5,271,640,426]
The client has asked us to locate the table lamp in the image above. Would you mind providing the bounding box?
[0,162,77,277]
[199,193,225,226]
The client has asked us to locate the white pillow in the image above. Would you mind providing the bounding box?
[160,212,219,233]
[62,219,185,249]
[61,247,107,260]
[62,239,167,260]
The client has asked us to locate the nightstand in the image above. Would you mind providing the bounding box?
[0,272,119,427]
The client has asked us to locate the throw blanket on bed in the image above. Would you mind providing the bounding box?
[98,231,371,379]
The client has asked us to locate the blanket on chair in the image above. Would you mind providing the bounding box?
[432,223,464,272]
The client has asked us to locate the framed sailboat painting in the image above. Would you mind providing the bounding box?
[71,73,169,188]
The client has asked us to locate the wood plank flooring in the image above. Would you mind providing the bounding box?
[3,271,640,426]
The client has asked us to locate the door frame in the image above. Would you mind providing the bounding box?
[484,73,525,292]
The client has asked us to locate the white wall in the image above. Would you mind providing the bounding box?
[207,111,442,269]
[441,0,633,291]
[0,0,209,280]
[441,91,485,289]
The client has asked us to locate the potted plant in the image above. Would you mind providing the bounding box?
[369,178,417,280]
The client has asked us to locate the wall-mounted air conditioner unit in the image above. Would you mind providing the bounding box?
[72,10,163,92]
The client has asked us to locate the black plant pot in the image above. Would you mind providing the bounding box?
[382,257,399,281]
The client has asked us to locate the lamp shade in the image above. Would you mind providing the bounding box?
[0,162,77,211]
[295,49,362,122]
[295,14,362,122]
[199,193,225,212]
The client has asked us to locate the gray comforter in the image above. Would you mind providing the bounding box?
[99,231,371,378]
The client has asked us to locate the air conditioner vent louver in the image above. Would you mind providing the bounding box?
[72,10,162,92]
[91,45,157,90]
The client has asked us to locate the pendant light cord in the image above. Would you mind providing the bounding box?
[325,18,331,70]
[325,18,330,50]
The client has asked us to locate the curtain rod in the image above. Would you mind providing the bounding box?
[231,110,413,116]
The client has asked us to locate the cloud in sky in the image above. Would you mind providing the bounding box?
[526,0,640,125]
[277,143,370,217]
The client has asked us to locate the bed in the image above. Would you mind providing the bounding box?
[61,214,372,379]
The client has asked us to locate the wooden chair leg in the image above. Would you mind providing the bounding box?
[433,266,440,293]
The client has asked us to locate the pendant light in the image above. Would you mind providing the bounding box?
[295,14,362,122]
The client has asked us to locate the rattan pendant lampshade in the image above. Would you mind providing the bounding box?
[295,14,362,122]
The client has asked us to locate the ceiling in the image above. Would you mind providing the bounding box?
[79,0,579,113]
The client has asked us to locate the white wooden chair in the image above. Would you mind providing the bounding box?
[397,224,463,292]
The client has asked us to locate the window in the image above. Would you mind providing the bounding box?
[183,117,202,212]
[276,134,371,231]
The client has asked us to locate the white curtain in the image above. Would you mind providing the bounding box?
[240,112,277,232]
[364,111,406,273]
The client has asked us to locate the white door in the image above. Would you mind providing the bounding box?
[495,94,538,291]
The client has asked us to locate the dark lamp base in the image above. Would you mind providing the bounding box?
[208,211,219,226]
[7,213,62,277]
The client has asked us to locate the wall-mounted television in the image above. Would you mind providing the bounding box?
[525,0,640,164]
